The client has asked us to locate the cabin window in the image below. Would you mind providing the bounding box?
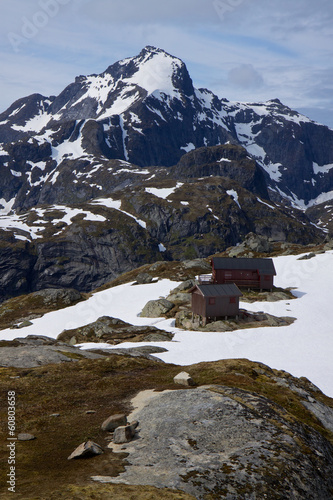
[209,297,216,305]
[264,275,270,280]
[229,297,236,304]
[225,272,232,279]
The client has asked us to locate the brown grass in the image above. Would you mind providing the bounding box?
[0,356,332,499]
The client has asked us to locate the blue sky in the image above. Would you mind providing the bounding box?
[1,0,333,127]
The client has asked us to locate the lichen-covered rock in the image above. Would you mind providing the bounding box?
[141,299,175,318]
[105,386,333,499]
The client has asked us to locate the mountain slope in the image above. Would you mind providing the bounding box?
[0,46,331,300]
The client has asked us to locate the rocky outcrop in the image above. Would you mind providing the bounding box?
[57,316,173,345]
[0,336,105,368]
[175,309,295,331]
[0,335,168,367]
[97,385,333,499]
[140,298,175,318]
[0,287,83,328]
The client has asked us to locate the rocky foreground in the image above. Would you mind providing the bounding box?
[1,340,333,499]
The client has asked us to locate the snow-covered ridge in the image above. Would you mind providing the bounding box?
[0,205,107,241]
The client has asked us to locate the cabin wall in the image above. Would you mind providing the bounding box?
[206,295,240,318]
[214,268,260,288]
[260,274,274,290]
[191,291,206,317]
[192,291,240,319]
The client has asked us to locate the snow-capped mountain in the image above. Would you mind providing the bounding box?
[0,46,332,300]
[1,45,333,213]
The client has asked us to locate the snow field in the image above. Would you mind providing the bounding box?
[0,252,332,398]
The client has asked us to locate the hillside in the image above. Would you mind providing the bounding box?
[1,248,333,498]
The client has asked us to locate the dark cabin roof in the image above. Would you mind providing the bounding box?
[194,284,243,298]
[211,257,276,275]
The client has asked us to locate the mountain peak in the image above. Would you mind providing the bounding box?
[139,45,170,57]
[103,46,194,97]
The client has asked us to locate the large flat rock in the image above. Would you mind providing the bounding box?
[101,386,333,499]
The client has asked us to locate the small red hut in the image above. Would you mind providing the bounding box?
[190,283,242,325]
[211,257,276,291]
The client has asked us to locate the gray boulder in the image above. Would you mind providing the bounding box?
[17,433,36,441]
[134,273,154,284]
[68,440,103,460]
[113,423,138,444]
[298,252,316,260]
[173,372,195,387]
[141,298,174,318]
[171,279,196,292]
[101,414,127,432]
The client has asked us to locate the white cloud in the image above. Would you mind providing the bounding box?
[227,64,264,89]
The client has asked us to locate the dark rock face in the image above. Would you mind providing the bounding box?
[0,207,162,301]
[171,144,269,199]
[29,217,161,293]
[0,236,37,301]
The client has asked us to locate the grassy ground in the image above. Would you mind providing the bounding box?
[0,355,332,499]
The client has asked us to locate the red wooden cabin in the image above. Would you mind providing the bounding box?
[190,283,243,325]
[211,257,276,291]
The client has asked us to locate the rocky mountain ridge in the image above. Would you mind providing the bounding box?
[1,46,333,211]
[0,168,323,301]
